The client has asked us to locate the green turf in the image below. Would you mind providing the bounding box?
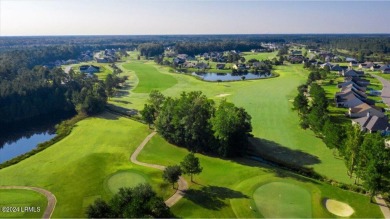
[110,61,351,183]
[122,62,177,93]
[137,133,383,218]
[106,170,147,194]
[253,182,312,218]
[241,51,278,61]
[0,189,47,218]
[0,112,174,217]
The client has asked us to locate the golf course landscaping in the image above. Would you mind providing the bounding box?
[0,189,47,218]
[0,53,386,218]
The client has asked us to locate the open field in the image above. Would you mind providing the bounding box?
[137,133,383,218]
[0,112,174,217]
[241,51,278,60]
[0,189,47,218]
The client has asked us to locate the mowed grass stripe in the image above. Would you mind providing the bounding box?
[123,62,177,93]
[0,189,47,218]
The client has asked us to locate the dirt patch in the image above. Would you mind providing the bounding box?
[216,93,231,98]
[325,199,354,217]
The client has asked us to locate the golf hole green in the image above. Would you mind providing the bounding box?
[107,171,146,193]
[253,182,312,218]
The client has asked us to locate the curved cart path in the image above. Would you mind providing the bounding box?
[130,131,188,207]
[0,186,56,219]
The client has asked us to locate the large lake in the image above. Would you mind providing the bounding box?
[0,112,74,164]
[192,72,272,81]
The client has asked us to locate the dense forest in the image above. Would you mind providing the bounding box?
[174,41,264,56]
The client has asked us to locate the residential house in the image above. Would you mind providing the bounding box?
[320,62,333,69]
[345,77,370,87]
[335,92,365,108]
[331,65,344,72]
[347,103,384,118]
[183,62,196,68]
[216,63,226,69]
[340,69,364,77]
[370,64,382,71]
[359,62,374,69]
[346,57,357,62]
[290,50,302,56]
[352,113,390,133]
[349,61,358,67]
[337,81,366,92]
[232,64,247,70]
[195,62,209,70]
[79,65,100,74]
[382,68,390,74]
[379,65,390,71]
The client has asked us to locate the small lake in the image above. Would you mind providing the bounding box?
[0,131,56,163]
[0,112,74,164]
[192,72,272,82]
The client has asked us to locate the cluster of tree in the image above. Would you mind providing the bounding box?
[163,153,203,188]
[137,43,164,57]
[226,52,243,63]
[277,45,289,56]
[141,90,252,157]
[175,41,264,56]
[0,66,108,125]
[86,183,172,218]
[293,67,390,201]
[104,74,126,99]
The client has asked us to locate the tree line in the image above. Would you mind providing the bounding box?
[141,90,252,157]
[293,68,390,201]
[175,41,265,56]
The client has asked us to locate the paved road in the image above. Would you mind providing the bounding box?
[0,186,56,219]
[370,73,390,108]
[64,65,73,74]
[130,131,188,207]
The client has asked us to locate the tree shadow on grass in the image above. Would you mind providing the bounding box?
[106,104,138,116]
[183,185,249,210]
[248,137,321,167]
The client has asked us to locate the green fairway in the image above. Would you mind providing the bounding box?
[137,133,383,218]
[253,182,312,218]
[122,62,177,93]
[111,61,351,183]
[106,170,147,194]
[0,189,47,218]
[0,112,174,217]
[241,51,278,61]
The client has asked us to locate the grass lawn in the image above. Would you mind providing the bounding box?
[106,170,147,194]
[137,133,383,218]
[110,61,352,183]
[122,62,177,93]
[0,189,47,218]
[0,112,174,217]
[241,51,278,61]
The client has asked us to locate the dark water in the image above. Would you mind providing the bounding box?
[0,112,74,164]
[192,72,272,81]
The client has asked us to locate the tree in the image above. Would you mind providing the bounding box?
[293,92,308,115]
[87,183,172,218]
[322,119,343,153]
[180,153,203,182]
[211,100,252,157]
[86,198,112,218]
[140,104,156,128]
[162,165,182,188]
[359,133,390,202]
[343,124,364,180]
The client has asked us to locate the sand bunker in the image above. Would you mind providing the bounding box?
[216,93,231,98]
[325,199,354,217]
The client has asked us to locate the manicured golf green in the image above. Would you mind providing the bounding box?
[106,170,147,193]
[0,189,47,218]
[122,62,177,93]
[137,133,383,218]
[0,112,174,217]
[253,182,312,218]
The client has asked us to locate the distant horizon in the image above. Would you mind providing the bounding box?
[1,0,390,36]
[1,33,390,37]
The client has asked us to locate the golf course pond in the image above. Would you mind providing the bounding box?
[191,72,272,81]
[0,113,74,164]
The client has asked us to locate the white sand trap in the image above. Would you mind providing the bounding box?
[325,199,354,217]
[216,93,231,98]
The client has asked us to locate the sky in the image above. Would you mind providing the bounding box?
[1,0,390,36]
